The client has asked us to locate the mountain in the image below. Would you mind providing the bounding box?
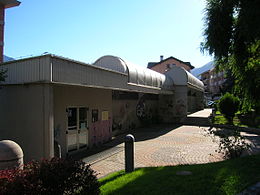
[4,55,15,62]
[191,61,214,78]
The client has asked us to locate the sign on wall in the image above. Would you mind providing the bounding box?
[102,111,109,121]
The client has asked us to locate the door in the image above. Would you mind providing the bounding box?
[67,107,88,152]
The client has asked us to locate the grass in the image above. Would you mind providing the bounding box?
[99,154,260,195]
[213,111,260,128]
[213,114,243,126]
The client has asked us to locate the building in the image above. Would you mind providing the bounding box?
[147,55,194,74]
[0,54,204,161]
[200,67,225,99]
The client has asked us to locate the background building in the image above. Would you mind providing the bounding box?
[147,55,194,74]
[193,61,226,100]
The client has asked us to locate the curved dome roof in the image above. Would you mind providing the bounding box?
[165,66,204,91]
[93,55,128,74]
[93,55,173,89]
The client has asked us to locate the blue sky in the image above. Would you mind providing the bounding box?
[4,0,212,68]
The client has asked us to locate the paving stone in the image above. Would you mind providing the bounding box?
[82,109,260,179]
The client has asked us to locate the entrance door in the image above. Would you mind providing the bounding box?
[67,107,88,152]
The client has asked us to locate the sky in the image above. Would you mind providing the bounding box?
[4,0,213,68]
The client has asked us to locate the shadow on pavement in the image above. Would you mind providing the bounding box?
[130,124,181,142]
[71,123,181,161]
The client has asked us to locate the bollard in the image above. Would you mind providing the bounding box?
[125,134,135,173]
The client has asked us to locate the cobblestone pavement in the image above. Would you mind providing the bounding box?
[82,109,260,178]
[83,125,223,178]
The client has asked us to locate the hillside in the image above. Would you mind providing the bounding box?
[191,61,214,78]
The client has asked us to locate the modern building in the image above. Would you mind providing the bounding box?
[147,55,194,73]
[0,54,204,161]
[200,67,225,99]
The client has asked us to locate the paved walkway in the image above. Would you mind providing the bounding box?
[82,109,260,178]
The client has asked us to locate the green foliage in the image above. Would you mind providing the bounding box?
[0,158,100,195]
[100,155,260,195]
[218,93,240,124]
[201,0,260,112]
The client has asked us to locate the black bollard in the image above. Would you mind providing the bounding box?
[125,134,135,173]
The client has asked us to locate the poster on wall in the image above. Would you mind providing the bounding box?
[102,111,109,121]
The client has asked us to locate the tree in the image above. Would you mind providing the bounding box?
[201,0,260,113]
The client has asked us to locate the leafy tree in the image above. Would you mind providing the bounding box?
[220,69,235,94]
[201,0,260,113]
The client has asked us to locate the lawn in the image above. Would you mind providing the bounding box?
[213,111,260,128]
[213,114,242,126]
[99,154,260,195]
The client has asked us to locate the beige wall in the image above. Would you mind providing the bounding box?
[53,85,112,157]
[159,86,188,123]
[0,84,54,162]
[158,94,175,123]
[112,99,140,134]
[151,59,191,74]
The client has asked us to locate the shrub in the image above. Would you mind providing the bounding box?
[218,93,240,124]
[0,158,100,195]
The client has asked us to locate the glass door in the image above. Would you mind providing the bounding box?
[67,107,88,152]
[78,107,88,148]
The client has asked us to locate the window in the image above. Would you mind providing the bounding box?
[92,109,99,122]
[79,108,88,130]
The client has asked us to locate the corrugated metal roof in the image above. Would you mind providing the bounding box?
[93,55,173,89]
[165,66,204,91]
[93,55,128,74]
